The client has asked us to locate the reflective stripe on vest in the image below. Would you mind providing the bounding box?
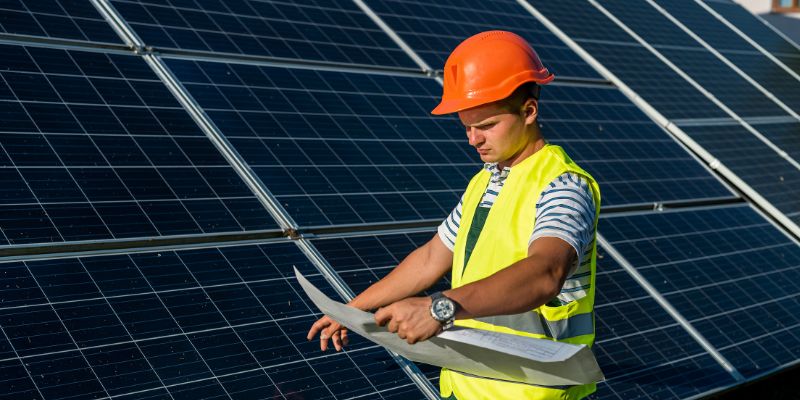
[475,311,594,340]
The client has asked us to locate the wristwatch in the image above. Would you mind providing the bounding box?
[429,292,457,330]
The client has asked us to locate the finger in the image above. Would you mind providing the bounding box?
[388,320,399,333]
[320,326,335,351]
[307,318,329,340]
[374,307,389,326]
[332,332,342,352]
[341,329,349,346]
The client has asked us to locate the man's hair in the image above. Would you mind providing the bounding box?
[500,82,541,113]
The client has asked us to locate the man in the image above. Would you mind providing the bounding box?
[308,31,600,400]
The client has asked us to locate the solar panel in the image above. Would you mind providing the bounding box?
[538,84,735,206]
[364,0,603,79]
[108,0,418,69]
[717,51,800,114]
[590,244,736,399]
[166,56,736,228]
[164,57,470,227]
[702,0,800,59]
[0,0,123,44]
[601,204,800,379]
[528,0,731,121]
[748,121,800,161]
[312,230,737,399]
[654,0,763,53]
[0,44,278,246]
[644,0,800,115]
[678,123,800,225]
[0,242,428,399]
[583,0,791,120]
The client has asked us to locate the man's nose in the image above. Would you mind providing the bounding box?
[467,127,484,147]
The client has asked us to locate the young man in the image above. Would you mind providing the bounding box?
[308,31,600,400]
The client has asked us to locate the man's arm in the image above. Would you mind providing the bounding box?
[373,236,575,343]
[446,236,574,319]
[306,234,453,350]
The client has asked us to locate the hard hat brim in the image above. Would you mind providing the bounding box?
[430,98,481,115]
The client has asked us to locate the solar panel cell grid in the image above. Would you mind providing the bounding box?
[0,0,122,44]
[602,205,800,378]
[109,0,418,69]
[0,243,427,399]
[167,57,472,227]
[749,122,800,161]
[579,41,731,120]
[539,84,735,206]
[0,44,278,246]
[679,123,800,223]
[365,0,602,79]
[719,52,800,113]
[704,0,800,58]
[595,0,791,119]
[654,0,761,53]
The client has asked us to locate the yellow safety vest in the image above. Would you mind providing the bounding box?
[440,144,601,400]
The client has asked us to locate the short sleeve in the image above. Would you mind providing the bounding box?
[437,195,464,252]
[529,172,597,277]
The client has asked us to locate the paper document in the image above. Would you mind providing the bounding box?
[295,268,604,386]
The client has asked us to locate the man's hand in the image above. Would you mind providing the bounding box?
[374,297,442,344]
[307,315,349,351]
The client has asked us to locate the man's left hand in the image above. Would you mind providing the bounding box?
[374,296,442,344]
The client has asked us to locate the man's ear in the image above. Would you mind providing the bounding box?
[522,98,538,125]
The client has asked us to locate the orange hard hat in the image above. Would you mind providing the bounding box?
[431,31,554,115]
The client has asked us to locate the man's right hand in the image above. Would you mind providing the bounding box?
[307,315,349,351]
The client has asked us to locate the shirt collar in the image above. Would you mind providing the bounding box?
[483,163,511,180]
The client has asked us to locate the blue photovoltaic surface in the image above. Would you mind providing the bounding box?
[528,0,730,121]
[364,0,602,79]
[538,83,734,206]
[602,205,800,379]
[651,0,800,115]
[109,0,417,69]
[678,123,800,225]
[0,0,122,44]
[313,231,736,399]
[0,44,278,246]
[596,0,789,119]
[0,242,427,399]
[657,0,800,112]
[749,122,800,161]
[703,0,800,59]
[167,56,735,227]
[166,57,471,227]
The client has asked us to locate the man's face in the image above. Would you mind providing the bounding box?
[458,98,537,166]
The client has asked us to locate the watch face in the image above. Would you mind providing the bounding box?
[433,297,455,320]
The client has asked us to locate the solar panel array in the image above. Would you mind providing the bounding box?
[1,0,799,399]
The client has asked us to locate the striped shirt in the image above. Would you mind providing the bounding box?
[437,164,597,304]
